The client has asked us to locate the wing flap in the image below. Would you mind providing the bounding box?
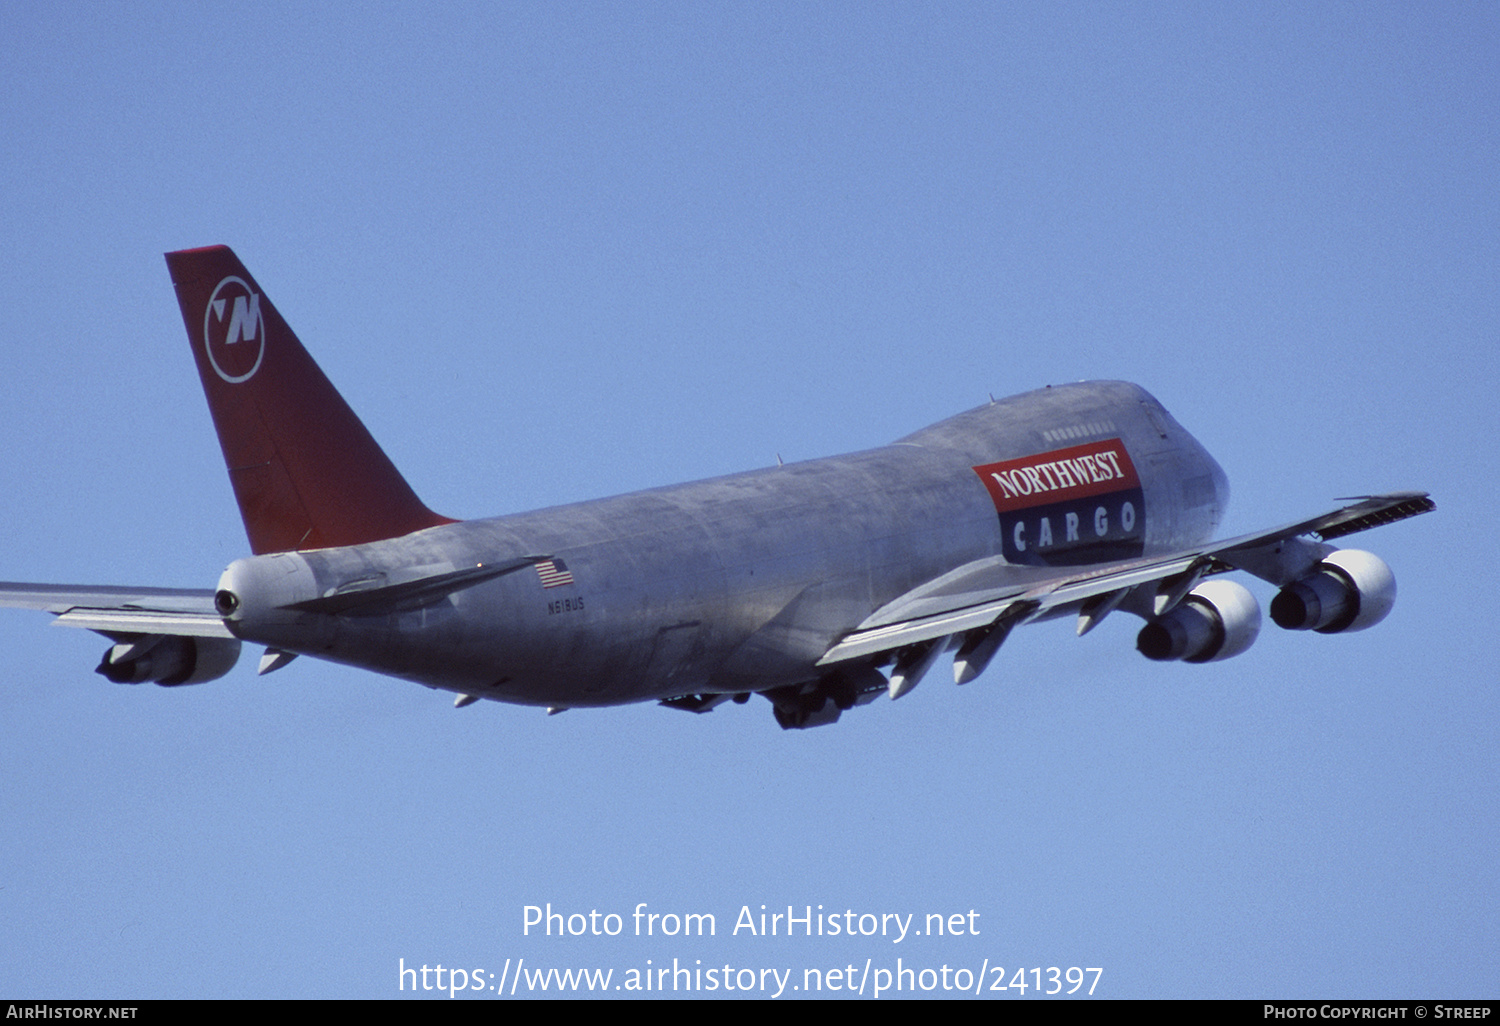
[818,597,1031,666]
[817,551,1210,666]
[53,608,234,638]
[0,583,231,638]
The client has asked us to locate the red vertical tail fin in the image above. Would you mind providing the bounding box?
[166,245,455,554]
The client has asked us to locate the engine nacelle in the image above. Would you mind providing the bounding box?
[1269,549,1396,634]
[1137,579,1261,663]
[96,635,242,686]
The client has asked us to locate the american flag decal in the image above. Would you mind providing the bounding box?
[535,559,575,589]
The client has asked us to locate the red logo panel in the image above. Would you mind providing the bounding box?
[973,438,1140,514]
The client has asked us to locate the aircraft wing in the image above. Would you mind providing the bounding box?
[817,491,1435,668]
[0,556,549,645]
[0,583,231,639]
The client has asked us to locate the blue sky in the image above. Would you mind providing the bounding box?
[0,1,1494,999]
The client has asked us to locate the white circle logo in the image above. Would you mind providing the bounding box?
[203,276,265,383]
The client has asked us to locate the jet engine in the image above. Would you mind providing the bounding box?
[1269,549,1395,634]
[96,635,242,686]
[1137,579,1261,663]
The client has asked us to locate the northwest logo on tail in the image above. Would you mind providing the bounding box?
[203,276,264,383]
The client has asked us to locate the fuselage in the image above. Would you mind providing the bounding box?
[218,381,1228,706]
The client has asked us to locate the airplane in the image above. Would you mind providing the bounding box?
[0,246,1435,729]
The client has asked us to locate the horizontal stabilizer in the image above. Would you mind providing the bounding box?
[283,558,546,615]
[0,583,231,638]
[54,608,233,638]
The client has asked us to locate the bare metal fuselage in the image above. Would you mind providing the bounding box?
[219,381,1226,707]
[0,246,1430,729]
